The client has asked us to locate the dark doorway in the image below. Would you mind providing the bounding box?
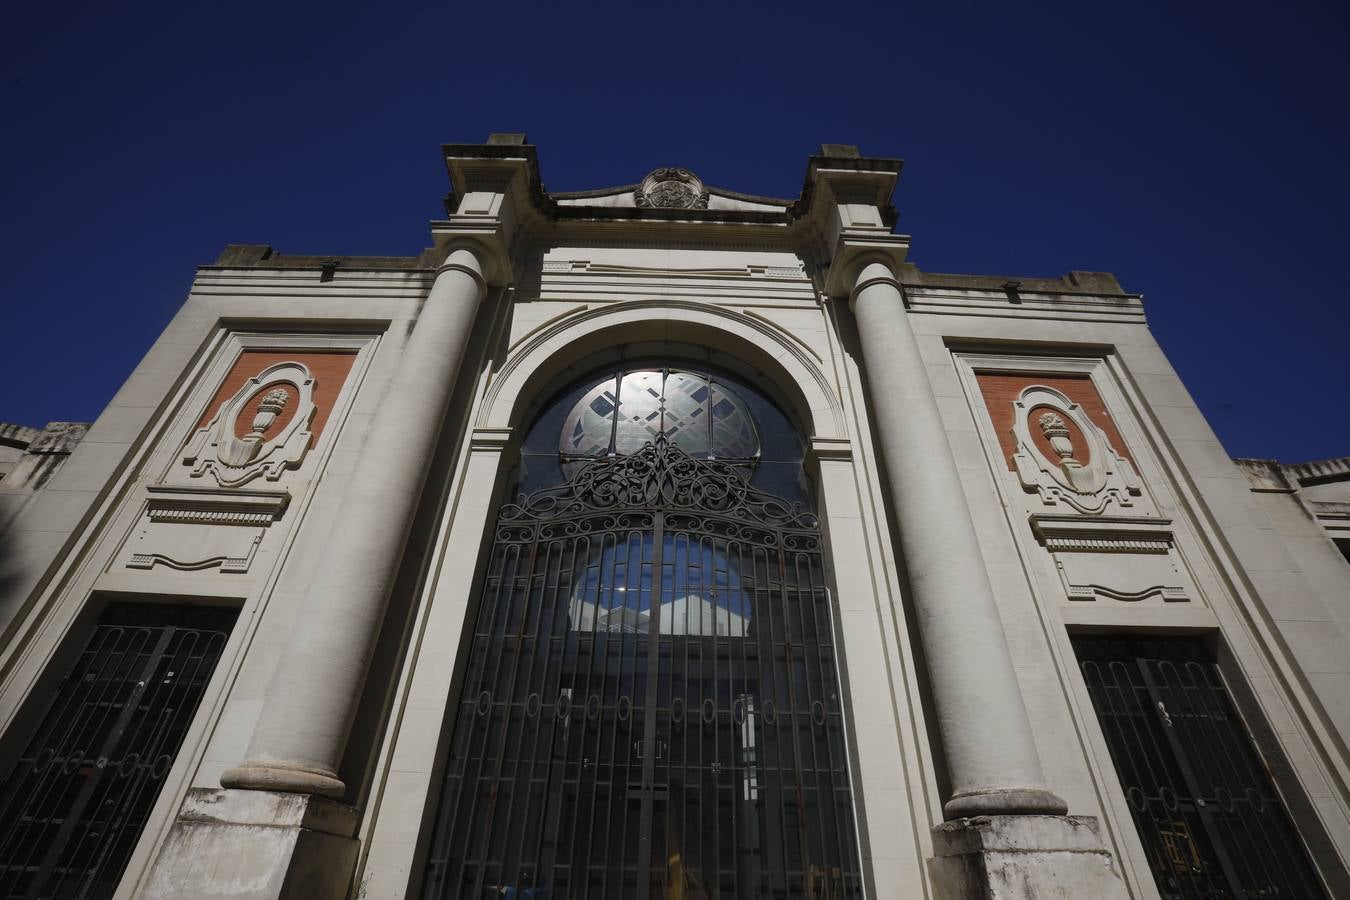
[1073,635,1327,898]
[0,602,237,900]
[421,435,862,900]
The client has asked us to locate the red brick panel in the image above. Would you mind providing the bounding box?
[975,372,1132,472]
[194,350,358,448]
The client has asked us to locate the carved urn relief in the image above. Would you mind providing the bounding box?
[1011,385,1142,515]
[183,361,317,487]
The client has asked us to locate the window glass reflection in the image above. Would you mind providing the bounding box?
[517,359,812,511]
[568,533,752,637]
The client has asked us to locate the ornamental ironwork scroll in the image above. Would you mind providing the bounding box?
[501,434,817,530]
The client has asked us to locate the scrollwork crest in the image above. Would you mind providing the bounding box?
[634,168,710,210]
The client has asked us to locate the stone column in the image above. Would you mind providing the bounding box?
[849,258,1067,819]
[222,244,491,799]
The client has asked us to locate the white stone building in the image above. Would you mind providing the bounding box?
[0,135,1347,898]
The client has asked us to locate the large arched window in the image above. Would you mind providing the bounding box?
[421,358,863,899]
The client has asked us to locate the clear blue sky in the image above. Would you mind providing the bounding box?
[3,0,1346,461]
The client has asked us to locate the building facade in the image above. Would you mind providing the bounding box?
[0,136,1347,898]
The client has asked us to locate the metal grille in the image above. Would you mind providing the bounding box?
[1073,635,1327,898]
[423,436,862,899]
[0,603,236,900]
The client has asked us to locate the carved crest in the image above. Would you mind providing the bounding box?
[634,168,710,210]
[1011,385,1142,515]
[183,361,317,487]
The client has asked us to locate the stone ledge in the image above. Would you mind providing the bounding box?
[178,787,356,837]
[933,814,1106,855]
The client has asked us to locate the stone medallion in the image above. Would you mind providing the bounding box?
[634,167,709,210]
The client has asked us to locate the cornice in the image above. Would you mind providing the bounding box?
[1284,456,1350,486]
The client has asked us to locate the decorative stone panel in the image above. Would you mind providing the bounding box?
[176,349,356,488]
[117,342,366,577]
[1031,516,1189,603]
[121,486,289,574]
[965,360,1199,607]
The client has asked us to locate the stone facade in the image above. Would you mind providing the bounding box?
[0,136,1347,898]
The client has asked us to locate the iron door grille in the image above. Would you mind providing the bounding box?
[1073,635,1327,898]
[421,436,863,900]
[0,602,237,900]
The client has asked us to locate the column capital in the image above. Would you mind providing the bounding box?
[431,149,534,288]
[431,218,513,287]
[822,229,910,299]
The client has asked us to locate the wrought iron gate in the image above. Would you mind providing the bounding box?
[0,602,236,900]
[1073,635,1327,898]
[423,436,862,899]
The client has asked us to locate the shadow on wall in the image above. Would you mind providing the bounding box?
[0,520,18,611]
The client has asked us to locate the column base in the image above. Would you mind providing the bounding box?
[143,788,358,900]
[943,786,1068,818]
[928,815,1129,900]
[221,761,347,799]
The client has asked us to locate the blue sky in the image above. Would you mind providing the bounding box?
[3,0,1347,461]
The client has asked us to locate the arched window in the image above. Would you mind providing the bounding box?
[421,359,862,899]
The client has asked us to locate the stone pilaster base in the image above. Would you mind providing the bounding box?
[928,815,1129,899]
[143,788,358,900]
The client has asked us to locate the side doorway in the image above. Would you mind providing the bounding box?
[1072,635,1329,898]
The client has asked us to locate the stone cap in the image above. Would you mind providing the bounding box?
[931,815,1108,856]
[819,143,861,158]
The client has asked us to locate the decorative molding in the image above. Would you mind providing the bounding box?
[1046,536,1171,554]
[1311,500,1350,518]
[1030,515,1174,554]
[481,297,847,441]
[505,304,591,353]
[1011,384,1142,515]
[738,309,825,363]
[1056,562,1188,603]
[808,437,853,464]
[128,534,262,575]
[538,259,806,280]
[634,168,709,210]
[145,485,290,525]
[145,508,275,527]
[1031,514,1190,603]
[1312,501,1350,537]
[120,486,289,576]
[183,361,317,487]
[469,426,514,453]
